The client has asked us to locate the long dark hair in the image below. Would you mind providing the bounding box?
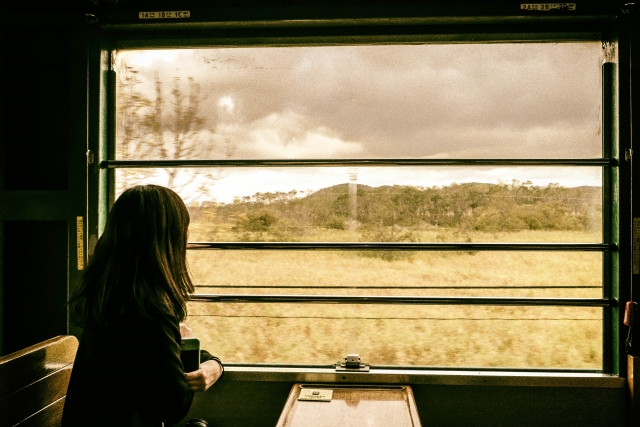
[70,185,194,327]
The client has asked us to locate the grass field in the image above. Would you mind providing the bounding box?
[184,226,604,369]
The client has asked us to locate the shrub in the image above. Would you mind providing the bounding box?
[232,210,280,233]
[325,214,347,230]
[358,225,416,262]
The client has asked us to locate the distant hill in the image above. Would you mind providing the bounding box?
[190,182,601,233]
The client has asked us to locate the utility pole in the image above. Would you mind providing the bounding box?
[348,167,358,229]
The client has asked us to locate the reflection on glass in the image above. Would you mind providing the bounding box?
[115,43,602,161]
[186,302,602,369]
[188,251,602,299]
[116,167,602,242]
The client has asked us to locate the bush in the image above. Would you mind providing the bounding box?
[358,225,416,262]
[232,210,280,233]
[325,214,347,230]
[473,206,527,232]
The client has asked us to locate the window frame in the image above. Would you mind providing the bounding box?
[87,3,631,377]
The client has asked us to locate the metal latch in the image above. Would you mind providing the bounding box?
[336,353,369,372]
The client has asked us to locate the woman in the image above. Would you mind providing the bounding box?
[62,185,223,426]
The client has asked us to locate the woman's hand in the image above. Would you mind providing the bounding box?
[185,359,223,392]
[179,323,221,391]
[180,323,195,338]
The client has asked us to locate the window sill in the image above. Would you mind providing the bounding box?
[224,366,625,388]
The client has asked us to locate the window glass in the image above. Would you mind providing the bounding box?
[116,167,603,243]
[188,251,603,299]
[188,302,602,369]
[114,42,606,369]
[115,43,602,162]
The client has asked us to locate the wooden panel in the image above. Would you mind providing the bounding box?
[411,383,626,427]
[14,397,66,427]
[629,355,640,425]
[180,379,293,426]
[2,222,69,355]
[0,365,72,427]
[0,335,77,399]
[276,384,421,427]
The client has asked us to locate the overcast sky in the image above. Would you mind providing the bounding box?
[116,43,603,203]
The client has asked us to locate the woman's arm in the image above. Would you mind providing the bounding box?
[180,323,224,392]
[137,316,194,424]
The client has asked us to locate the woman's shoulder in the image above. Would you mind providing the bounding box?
[131,312,181,334]
[87,311,181,340]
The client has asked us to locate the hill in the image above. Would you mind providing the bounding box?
[189,181,601,236]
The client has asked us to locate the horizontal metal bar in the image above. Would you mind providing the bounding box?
[103,17,610,32]
[116,32,603,50]
[193,285,602,289]
[187,242,615,251]
[225,364,604,375]
[187,314,600,321]
[101,158,616,168]
[189,294,616,307]
[223,366,625,387]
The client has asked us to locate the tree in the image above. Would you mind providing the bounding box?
[115,63,154,189]
[115,62,226,202]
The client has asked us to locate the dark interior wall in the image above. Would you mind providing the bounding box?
[4,29,71,191]
[2,222,68,354]
[412,383,626,426]
[181,379,627,427]
[1,3,87,356]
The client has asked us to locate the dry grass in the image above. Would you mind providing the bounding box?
[184,227,603,369]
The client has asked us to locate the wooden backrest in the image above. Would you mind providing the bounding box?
[0,335,79,427]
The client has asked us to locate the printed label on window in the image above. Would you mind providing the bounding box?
[77,216,85,270]
[520,3,576,11]
[139,11,190,19]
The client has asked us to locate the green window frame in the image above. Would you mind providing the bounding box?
[87,6,630,375]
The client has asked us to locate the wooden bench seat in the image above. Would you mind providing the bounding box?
[0,336,79,427]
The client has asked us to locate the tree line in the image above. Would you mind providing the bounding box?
[190,180,601,239]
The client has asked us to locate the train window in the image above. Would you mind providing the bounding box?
[108,41,614,370]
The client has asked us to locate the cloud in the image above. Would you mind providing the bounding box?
[119,43,602,160]
[178,165,602,204]
[115,43,604,201]
[118,49,190,68]
[212,111,364,159]
[420,125,601,159]
[218,96,235,113]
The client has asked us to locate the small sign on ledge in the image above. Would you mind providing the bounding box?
[298,389,333,402]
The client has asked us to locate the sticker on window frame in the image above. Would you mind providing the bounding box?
[139,11,191,19]
[76,216,84,270]
[520,3,576,11]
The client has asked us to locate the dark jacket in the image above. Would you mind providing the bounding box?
[61,313,212,426]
